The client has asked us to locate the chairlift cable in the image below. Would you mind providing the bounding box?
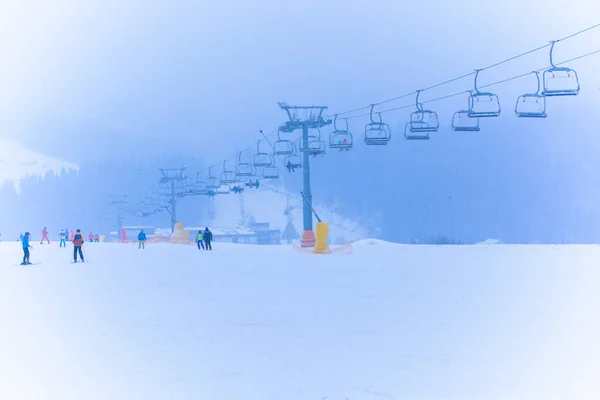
[335,22,600,118]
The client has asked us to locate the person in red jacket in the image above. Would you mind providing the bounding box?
[70,230,75,241]
[72,229,85,263]
[40,227,50,244]
[88,232,94,243]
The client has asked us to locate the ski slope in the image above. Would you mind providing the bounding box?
[1,241,599,400]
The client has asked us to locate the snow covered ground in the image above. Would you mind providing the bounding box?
[1,241,600,400]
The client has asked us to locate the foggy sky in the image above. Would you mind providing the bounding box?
[0,0,600,242]
[1,0,598,161]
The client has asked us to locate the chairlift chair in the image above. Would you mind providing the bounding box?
[329,115,353,150]
[263,166,280,179]
[515,71,547,118]
[299,129,326,156]
[273,130,296,155]
[285,154,302,171]
[235,152,255,177]
[409,90,439,133]
[216,184,231,195]
[452,110,481,132]
[542,41,580,97]
[468,71,501,118]
[253,140,274,167]
[220,160,237,185]
[206,167,220,190]
[244,175,260,189]
[364,106,391,145]
[404,123,430,140]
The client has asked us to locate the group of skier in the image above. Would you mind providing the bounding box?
[196,228,213,250]
[19,226,215,265]
[20,228,87,265]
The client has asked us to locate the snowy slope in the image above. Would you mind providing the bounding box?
[210,182,367,243]
[0,140,78,190]
[1,242,600,400]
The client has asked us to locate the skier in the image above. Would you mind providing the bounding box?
[70,230,75,242]
[72,229,85,263]
[138,229,147,249]
[40,227,50,244]
[59,229,67,247]
[203,227,213,250]
[88,232,94,243]
[286,161,295,172]
[21,232,32,265]
[94,233,100,242]
[196,230,204,250]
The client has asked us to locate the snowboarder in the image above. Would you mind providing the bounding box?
[196,230,204,250]
[21,232,32,265]
[138,229,146,249]
[72,229,85,263]
[59,229,67,247]
[40,227,50,244]
[203,227,213,250]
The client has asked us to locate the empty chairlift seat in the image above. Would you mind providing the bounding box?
[219,160,237,185]
[515,71,547,118]
[468,70,501,118]
[406,90,438,140]
[253,141,274,167]
[235,152,255,177]
[300,136,326,156]
[262,166,280,179]
[206,168,221,190]
[404,123,430,140]
[273,140,296,156]
[542,40,580,97]
[364,106,391,145]
[452,110,480,132]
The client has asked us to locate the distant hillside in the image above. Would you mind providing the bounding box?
[0,140,78,191]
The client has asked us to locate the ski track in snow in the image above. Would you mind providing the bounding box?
[1,241,600,400]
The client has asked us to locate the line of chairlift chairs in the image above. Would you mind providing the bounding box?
[189,41,580,196]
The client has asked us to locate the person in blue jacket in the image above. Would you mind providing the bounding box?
[138,229,147,249]
[21,232,32,265]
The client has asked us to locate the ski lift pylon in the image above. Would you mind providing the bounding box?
[542,40,580,97]
[468,69,501,118]
[515,71,547,118]
[364,105,391,145]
